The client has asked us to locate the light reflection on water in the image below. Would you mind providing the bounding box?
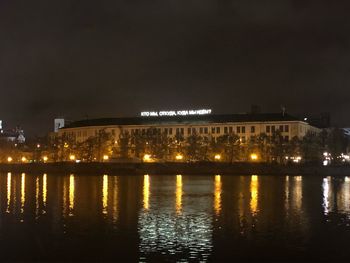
[1,173,350,261]
[250,175,258,215]
[102,174,108,215]
[138,175,213,262]
[20,173,25,214]
[175,175,183,214]
[6,172,11,213]
[214,175,222,216]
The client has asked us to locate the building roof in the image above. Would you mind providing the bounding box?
[62,113,303,129]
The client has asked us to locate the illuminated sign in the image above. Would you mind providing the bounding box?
[141,109,212,117]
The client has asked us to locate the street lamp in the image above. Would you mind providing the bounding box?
[143,154,151,162]
[250,153,258,161]
[175,154,184,161]
[214,154,221,161]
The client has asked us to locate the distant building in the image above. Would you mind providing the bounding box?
[54,112,320,143]
[54,118,65,132]
[301,113,331,129]
[343,128,350,137]
[0,122,25,144]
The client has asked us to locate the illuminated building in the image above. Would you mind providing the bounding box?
[0,122,26,144]
[54,112,320,145]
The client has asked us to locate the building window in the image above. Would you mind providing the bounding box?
[242,126,245,133]
[285,125,289,132]
[224,127,228,134]
[229,127,233,133]
[251,126,255,133]
[192,128,196,134]
[200,127,203,134]
[169,128,173,135]
[187,128,191,135]
[237,126,241,133]
[181,128,184,135]
[211,127,215,134]
[271,126,275,133]
[165,128,168,135]
[204,127,208,134]
[241,136,246,143]
[279,125,284,132]
[216,127,220,134]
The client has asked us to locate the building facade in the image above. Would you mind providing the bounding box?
[54,113,320,143]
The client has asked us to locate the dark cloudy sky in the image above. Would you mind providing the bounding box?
[1,0,350,135]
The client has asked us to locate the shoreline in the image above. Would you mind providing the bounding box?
[1,162,350,176]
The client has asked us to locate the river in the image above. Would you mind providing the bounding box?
[0,173,350,262]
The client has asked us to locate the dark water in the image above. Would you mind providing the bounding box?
[1,173,350,262]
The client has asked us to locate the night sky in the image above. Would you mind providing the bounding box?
[1,0,350,136]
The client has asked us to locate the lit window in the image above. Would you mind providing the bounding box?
[211,127,215,134]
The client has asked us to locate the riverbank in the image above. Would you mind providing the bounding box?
[1,162,350,176]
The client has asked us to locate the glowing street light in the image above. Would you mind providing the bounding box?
[143,154,152,162]
[250,153,258,161]
[69,155,76,161]
[21,157,27,163]
[43,156,48,162]
[103,155,109,161]
[214,154,221,161]
[7,157,13,163]
[175,154,184,161]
